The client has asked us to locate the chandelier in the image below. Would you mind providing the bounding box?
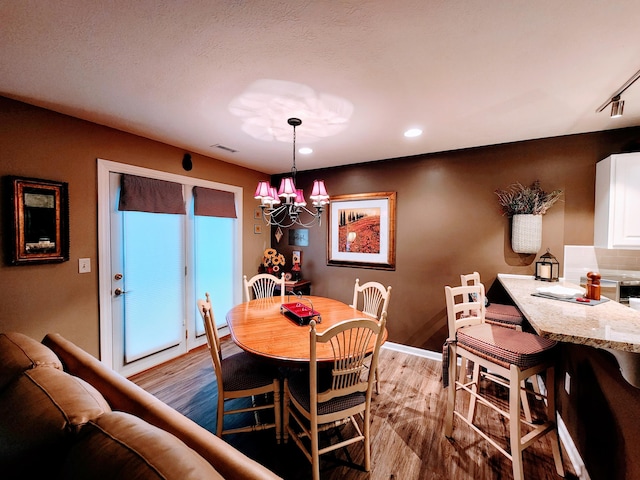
[254,118,330,227]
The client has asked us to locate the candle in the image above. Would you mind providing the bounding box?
[539,264,551,279]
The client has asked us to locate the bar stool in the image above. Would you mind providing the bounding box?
[459,271,540,422]
[460,272,524,330]
[443,284,564,480]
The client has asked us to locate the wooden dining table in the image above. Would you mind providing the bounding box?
[225,295,387,364]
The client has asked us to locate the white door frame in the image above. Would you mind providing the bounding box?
[97,158,243,370]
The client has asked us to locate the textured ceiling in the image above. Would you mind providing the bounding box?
[2,1,640,174]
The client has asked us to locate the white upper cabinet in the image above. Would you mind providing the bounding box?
[594,152,640,249]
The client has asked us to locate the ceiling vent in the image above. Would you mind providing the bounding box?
[211,144,238,153]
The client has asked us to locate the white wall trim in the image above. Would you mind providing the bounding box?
[557,414,590,480]
[381,341,443,362]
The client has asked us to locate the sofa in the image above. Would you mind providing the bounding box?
[0,332,281,480]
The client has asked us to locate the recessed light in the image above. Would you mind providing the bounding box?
[299,147,313,154]
[404,128,422,138]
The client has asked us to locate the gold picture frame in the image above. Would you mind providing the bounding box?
[327,191,396,270]
[4,176,69,265]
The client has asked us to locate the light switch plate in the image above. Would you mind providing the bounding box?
[79,258,91,273]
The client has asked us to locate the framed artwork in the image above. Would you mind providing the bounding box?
[327,191,396,270]
[4,176,69,265]
[288,228,309,246]
[253,224,263,234]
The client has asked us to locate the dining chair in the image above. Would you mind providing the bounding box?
[350,278,392,319]
[243,273,286,301]
[443,284,563,480]
[197,293,281,441]
[283,314,387,480]
[350,278,391,393]
[460,272,524,330]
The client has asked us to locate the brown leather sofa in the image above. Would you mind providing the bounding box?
[0,332,281,480]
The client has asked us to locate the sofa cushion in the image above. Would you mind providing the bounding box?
[0,332,62,390]
[0,366,111,478]
[63,411,224,480]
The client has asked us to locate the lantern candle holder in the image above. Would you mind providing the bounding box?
[535,249,559,282]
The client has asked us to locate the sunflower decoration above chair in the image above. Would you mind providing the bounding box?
[260,248,286,276]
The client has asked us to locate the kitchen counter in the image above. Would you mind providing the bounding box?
[498,274,640,353]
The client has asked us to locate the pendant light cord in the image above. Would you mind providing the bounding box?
[291,121,297,182]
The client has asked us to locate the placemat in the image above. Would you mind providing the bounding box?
[531,293,610,306]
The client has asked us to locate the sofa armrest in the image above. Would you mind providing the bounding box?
[42,333,281,480]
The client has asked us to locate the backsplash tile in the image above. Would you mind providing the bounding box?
[595,248,640,271]
[564,246,640,283]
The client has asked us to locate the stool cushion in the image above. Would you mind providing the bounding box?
[485,303,524,328]
[457,323,556,369]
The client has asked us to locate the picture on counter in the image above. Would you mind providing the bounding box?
[327,191,396,270]
[4,176,70,265]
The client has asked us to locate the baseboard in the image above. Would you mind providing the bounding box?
[557,414,590,480]
[381,341,443,362]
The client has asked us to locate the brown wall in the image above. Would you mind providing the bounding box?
[0,96,270,356]
[278,129,640,351]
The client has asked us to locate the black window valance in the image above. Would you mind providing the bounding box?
[118,174,185,214]
[193,186,237,218]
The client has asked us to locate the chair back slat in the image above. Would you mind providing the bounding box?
[445,284,485,337]
[243,274,285,301]
[460,271,481,286]
[312,315,386,404]
[351,278,392,319]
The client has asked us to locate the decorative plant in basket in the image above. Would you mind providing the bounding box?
[495,180,562,254]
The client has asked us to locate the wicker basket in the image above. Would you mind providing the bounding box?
[511,214,542,254]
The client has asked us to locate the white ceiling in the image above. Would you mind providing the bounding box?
[2,1,640,174]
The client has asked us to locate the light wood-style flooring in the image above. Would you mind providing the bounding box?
[130,339,576,480]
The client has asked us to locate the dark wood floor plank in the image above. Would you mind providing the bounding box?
[130,339,577,480]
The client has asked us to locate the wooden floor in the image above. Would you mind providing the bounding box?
[130,339,576,480]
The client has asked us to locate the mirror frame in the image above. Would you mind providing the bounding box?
[4,176,69,265]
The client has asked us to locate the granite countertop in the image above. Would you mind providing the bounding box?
[498,274,640,353]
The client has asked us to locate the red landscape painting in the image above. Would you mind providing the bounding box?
[337,207,380,253]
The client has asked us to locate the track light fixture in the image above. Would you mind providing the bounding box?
[610,96,624,118]
[596,67,640,118]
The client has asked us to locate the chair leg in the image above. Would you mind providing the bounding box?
[530,373,543,399]
[363,408,371,471]
[521,379,533,423]
[459,357,468,383]
[273,379,282,444]
[466,362,481,423]
[444,344,457,437]
[311,419,320,480]
[374,367,380,394]
[509,365,524,480]
[545,366,565,477]
[282,379,290,444]
[217,394,225,437]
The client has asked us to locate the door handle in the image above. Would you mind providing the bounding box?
[114,288,127,296]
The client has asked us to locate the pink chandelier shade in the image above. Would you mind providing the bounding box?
[253,118,329,227]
